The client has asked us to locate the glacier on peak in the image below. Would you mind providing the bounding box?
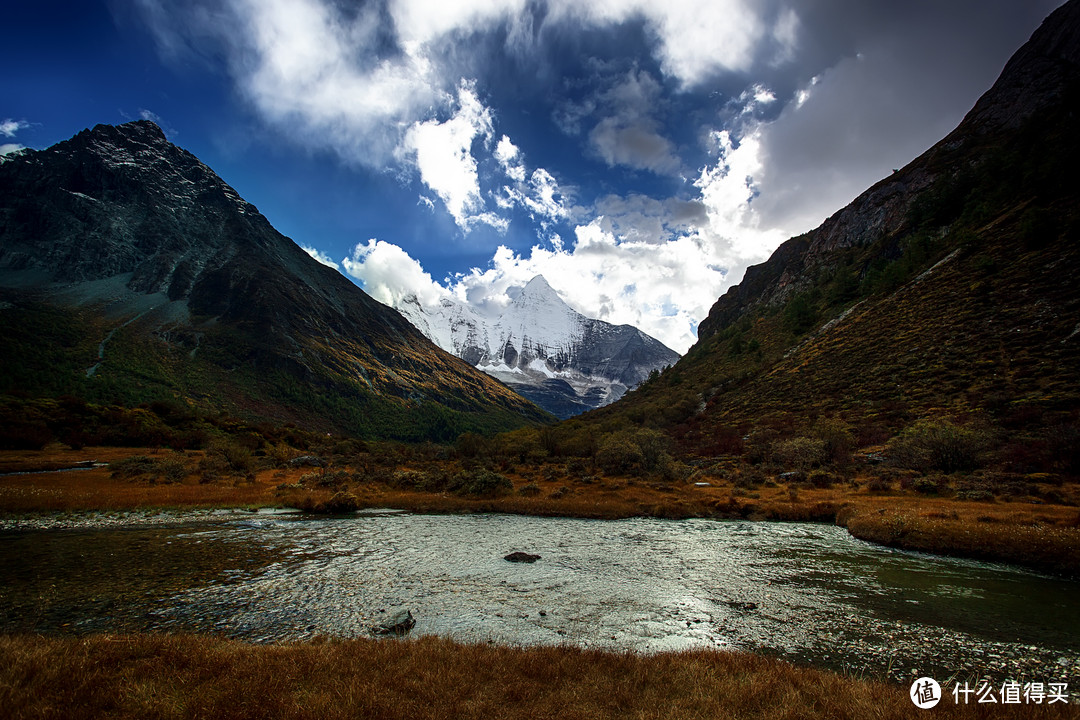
[394,275,680,418]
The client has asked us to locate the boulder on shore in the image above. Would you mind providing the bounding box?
[504,552,541,563]
[371,609,415,636]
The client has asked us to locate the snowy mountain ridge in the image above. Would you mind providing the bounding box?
[395,275,681,418]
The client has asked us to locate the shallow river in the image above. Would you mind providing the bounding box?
[2,510,1078,684]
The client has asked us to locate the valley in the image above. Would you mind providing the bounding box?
[3,0,1080,717]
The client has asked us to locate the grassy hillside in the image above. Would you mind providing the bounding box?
[0,120,553,442]
[555,50,1080,478]
[0,298,547,443]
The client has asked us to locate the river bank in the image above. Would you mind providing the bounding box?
[1,446,1077,576]
[1,633,1075,720]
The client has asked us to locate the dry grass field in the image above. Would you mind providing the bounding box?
[2,634,1077,720]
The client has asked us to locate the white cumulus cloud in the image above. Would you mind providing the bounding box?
[139,0,442,166]
[546,0,780,87]
[301,245,340,271]
[400,81,504,231]
[344,124,787,355]
[0,119,28,138]
[343,238,450,308]
[389,0,526,49]
[492,135,570,235]
[342,104,794,354]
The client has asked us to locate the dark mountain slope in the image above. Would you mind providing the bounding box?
[0,121,551,440]
[571,0,1080,471]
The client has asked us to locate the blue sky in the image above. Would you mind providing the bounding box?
[1,0,1063,352]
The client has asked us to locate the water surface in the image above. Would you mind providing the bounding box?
[2,511,1077,683]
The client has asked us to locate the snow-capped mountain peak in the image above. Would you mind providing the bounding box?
[507,275,565,305]
[394,274,680,418]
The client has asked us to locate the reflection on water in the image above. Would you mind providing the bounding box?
[2,511,1078,683]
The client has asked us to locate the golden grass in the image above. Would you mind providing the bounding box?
[840,502,1080,575]
[0,447,277,512]
[2,448,1078,574]
[4,633,1073,720]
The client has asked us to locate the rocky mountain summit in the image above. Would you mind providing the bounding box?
[395,275,680,419]
[0,121,550,438]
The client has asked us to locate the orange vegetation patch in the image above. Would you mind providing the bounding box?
[0,447,279,512]
[4,633,1074,720]
[2,448,1078,575]
[838,498,1080,576]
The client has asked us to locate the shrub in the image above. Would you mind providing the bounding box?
[887,420,988,473]
[744,429,778,465]
[0,422,53,450]
[171,428,210,450]
[955,489,995,502]
[783,293,818,334]
[560,431,599,458]
[233,432,263,451]
[453,469,513,497]
[807,470,837,488]
[812,418,855,464]
[456,432,488,459]
[865,477,891,493]
[565,458,590,476]
[912,477,941,495]
[198,440,257,481]
[634,429,670,469]
[976,472,1036,498]
[495,429,547,464]
[332,438,367,457]
[772,437,827,470]
[109,455,160,479]
[301,469,351,488]
[322,491,360,513]
[215,441,256,475]
[297,490,360,514]
[518,482,541,497]
[390,469,449,492]
[157,458,188,484]
[734,469,766,489]
[266,442,299,468]
[109,455,189,483]
[595,433,645,476]
[594,429,672,477]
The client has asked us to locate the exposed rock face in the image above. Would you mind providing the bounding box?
[697,0,1080,343]
[0,121,550,437]
[396,276,680,419]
